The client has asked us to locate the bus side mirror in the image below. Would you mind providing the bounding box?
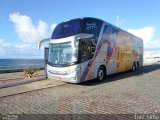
[38,38,50,50]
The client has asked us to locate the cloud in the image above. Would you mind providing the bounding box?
[0,38,43,58]
[128,26,155,43]
[0,12,58,58]
[0,39,10,54]
[127,26,160,50]
[9,12,50,43]
[0,38,17,55]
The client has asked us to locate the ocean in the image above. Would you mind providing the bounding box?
[0,59,44,71]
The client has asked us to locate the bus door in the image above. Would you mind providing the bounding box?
[79,38,97,81]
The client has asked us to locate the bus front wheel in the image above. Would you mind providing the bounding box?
[97,66,105,81]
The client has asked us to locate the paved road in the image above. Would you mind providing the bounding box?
[0,64,160,119]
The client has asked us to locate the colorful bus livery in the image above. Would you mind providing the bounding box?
[39,17,143,83]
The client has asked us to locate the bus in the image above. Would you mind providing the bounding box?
[39,17,143,83]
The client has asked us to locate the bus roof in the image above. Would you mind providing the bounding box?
[52,17,143,41]
[66,17,104,23]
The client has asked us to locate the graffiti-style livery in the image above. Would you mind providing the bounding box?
[39,17,143,83]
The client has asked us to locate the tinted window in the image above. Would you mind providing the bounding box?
[81,18,103,37]
[78,37,97,62]
[51,19,80,39]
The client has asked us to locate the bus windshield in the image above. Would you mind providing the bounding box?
[48,42,78,66]
[51,18,103,39]
[51,19,80,39]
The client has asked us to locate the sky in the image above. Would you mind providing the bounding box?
[0,0,160,58]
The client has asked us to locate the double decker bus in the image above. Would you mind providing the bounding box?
[39,17,143,83]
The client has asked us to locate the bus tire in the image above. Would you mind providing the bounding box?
[132,62,137,72]
[97,66,105,81]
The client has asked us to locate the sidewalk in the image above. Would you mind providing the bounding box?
[0,70,66,97]
[0,70,45,88]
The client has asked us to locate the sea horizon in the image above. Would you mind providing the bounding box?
[0,59,44,71]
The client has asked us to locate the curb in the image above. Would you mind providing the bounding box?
[0,77,46,89]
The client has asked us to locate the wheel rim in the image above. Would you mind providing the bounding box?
[98,69,104,80]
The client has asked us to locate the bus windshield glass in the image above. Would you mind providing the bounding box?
[51,19,80,39]
[81,18,103,37]
[51,18,103,39]
[48,42,78,66]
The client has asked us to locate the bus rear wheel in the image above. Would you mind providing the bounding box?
[97,66,105,81]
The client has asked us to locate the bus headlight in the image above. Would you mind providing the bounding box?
[66,67,80,75]
[67,70,75,74]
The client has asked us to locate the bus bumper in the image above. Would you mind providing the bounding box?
[47,71,80,83]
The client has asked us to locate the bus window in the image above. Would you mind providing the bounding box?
[78,38,96,62]
[51,19,80,39]
[48,42,78,66]
[81,18,103,37]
